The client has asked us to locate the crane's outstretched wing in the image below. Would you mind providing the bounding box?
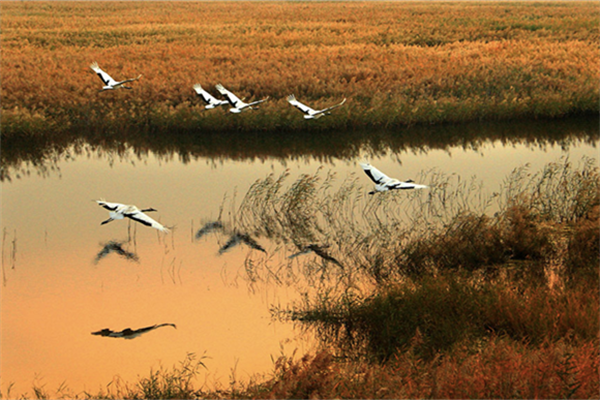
[246,97,269,107]
[90,62,117,86]
[116,74,142,86]
[360,163,395,185]
[194,84,226,107]
[193,84,215,103]
[317,98,346,114]
[96,200,124,212]
[124,209,170,233]
[216,84,245,108]
[287,94,316,115]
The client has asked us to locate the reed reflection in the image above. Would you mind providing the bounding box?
[1,228,17,286]
[2,115,597,182]
[214,156,599,294]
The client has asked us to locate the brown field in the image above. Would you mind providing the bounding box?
[1,1,599,136]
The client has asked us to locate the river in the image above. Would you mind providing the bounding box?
[1,116,598,396]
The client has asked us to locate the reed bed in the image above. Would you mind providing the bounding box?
[2,2,599,137]
[228,156,598,289]
[13,337,599,399]
[229,156,597,396]
[2,113,597,183]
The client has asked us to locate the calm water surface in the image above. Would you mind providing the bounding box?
[1,120,598,396]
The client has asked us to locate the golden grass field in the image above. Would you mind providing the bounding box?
[1,1,599,135]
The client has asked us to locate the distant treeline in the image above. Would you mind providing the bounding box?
[2,114,598,182]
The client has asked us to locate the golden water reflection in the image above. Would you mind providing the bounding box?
[1,139,598,396]
[2,228,310,396]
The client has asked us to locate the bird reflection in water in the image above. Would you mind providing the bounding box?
[219,232,267,254]
[91,323,176,339]
[194,221,225,240]
[194,221,266,254]
[289,243,343,267]
[94,240,139,264]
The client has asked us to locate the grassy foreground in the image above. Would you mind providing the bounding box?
[1,1,599,137]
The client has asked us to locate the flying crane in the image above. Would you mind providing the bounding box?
[287,94,346,119]
[90,62,142,91]
[215,83,269,113]
[360,163,428,194]
[96,200,170,233]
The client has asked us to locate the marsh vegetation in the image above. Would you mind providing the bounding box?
[1,1,598,138]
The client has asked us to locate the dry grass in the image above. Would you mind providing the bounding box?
[2,1,599,136]
[16,338,597,399]
[239,339,599,399]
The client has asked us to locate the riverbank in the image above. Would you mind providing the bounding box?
[1,2,598,138]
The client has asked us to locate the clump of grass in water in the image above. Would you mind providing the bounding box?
[226,156,598,288]
[223,156,598,364]
[284,273,599,363]
[9,353,208,399]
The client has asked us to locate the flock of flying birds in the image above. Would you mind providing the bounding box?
[94,161,428,238]
[90,62,428,340]
[91,61,346,118]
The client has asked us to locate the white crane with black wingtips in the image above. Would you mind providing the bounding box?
[360,163,428,194]
[215,83,269,113]
[96,200,170,233]
[287,94,346,119]
[90,62,142,91]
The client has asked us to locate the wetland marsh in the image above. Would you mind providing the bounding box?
[1,2,599,398]
[2,118,598,398]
